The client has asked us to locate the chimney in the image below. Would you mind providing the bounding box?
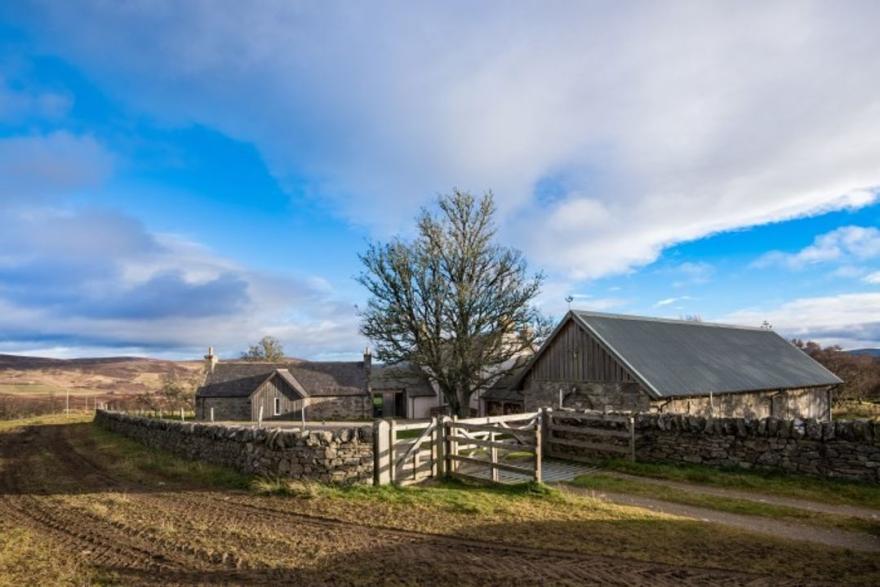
[204,346,218,374]
[363,347,372,391]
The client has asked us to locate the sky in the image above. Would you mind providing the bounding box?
[0,1,879,360]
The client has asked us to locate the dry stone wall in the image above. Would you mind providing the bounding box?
[95,410,374,484]
[549,409,880,483]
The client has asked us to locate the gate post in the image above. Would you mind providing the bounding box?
[388,419,397,485]
[628,415,636,462]
[430,416,440,478]
[374,419,391,486]
[447,415,459,475]
[534,410,543,483]
[541,407,552,458]
[438,416,449,477]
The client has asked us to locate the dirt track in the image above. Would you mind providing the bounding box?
[0,422,810,585]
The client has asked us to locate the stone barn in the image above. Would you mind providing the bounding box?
[195,349,372,422]
[483,311,842,420]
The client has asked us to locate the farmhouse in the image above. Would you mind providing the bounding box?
[482,311,843,420]
[195,349,372,421]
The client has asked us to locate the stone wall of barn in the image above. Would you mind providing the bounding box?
[657,387,832,421]
[524,381,651,413]
[95,410,374,483]
[547,409,880,483]
[522,383,832,421]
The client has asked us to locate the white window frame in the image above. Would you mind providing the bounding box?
[273,396,281,416]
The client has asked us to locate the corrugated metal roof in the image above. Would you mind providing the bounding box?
[571,311,842,398]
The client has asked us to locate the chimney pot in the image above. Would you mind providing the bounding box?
[204,346,218,373]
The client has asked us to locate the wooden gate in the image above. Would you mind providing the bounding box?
[445,412,542,483]
[374,418,440,486]
[374,412,543,485]
[545,410,636,463]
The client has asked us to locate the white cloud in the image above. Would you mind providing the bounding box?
[655,295,695,307]
[754,226,880,269]
[865,271,880,285]
[0,131,364,359]
[0,77,72,122]
[0,131,113,203]
[10,1,880,279]
[723,293,880,349]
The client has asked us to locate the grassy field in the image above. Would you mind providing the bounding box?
[0,383,103,396]
[2,415,880,585]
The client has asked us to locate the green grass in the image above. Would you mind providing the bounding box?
[601,459,880,510]
[253,476,559,515]
[572,473,880,536]
[834,400,880,421]
[86,423,251,490]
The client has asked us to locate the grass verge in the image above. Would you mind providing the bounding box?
[572,473,880,536]
[601,458,880,510]
[84,423,251,490]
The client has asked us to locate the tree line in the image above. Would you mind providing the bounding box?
[793,340,880,404]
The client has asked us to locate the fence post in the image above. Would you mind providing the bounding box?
[374,419,390,486]
[534,411,543,483]
[628,415,636,462]
[449,415,459,474]
[210,407,215,423]
[490,428,499,482]
[388,419,397,485]
[180,408,184,421]
[430,416,440,478]
[541,407,552,459]
[437,416,447,477]
[258,405,263,428]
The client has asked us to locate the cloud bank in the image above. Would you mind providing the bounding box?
[14,1,880,279]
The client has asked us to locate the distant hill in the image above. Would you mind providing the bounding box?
[847,349,880,357]
[0,354,203,399]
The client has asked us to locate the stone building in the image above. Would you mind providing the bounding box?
[195,348,372,422]
[482,311,842,420]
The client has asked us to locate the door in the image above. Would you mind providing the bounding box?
[395,392,407,419]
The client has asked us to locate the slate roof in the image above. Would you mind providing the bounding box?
[370,363,436,397]
[515,311,843,399]
[196,360,368,398]
[481,367,526,402]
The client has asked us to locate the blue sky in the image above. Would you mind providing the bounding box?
[0,2,879,359]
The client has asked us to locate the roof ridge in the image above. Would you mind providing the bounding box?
[572,310,769,332]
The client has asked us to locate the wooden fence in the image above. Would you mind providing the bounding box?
[545,409,636,462]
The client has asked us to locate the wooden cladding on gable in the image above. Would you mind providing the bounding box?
[524,319,635,386]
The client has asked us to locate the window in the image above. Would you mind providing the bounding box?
[273,397,281,416]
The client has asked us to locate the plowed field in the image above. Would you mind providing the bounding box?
[1,417,877,586]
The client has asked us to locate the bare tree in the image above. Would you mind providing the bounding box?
[680,314,703,322]
[358,189,551,417]
[241,336,285,362]
[137,371,200,412]
[793,339,880,404]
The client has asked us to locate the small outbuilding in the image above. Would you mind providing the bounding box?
[195,349,372,422]
[483,311,842,420]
